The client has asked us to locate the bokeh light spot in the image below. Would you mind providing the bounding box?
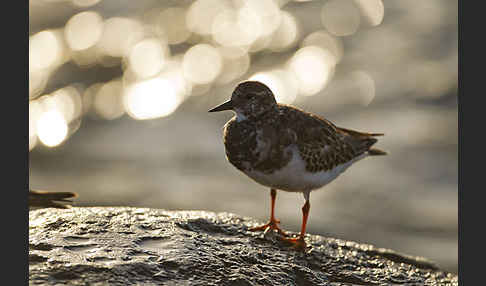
[182,44,223,85]
[241,0,282,38]
[65,11,103,51]
[186,0,231,35]
[71,46,99,68]
[237,5,265,48]
[302,30,343,64]
[97,17,145,58]
[36,110,68,147]
[160,56,193,98]
[212,9,256,48]
[349,70,376,106]
[51,86,82,123]
[288,46,336,96]
[267,11,300,52]
[353,0,385,27]
[29,30,62,72]
[71,0,101,7]
[128,38,169,79]
[94,80,125,120]
[124,77,181,120]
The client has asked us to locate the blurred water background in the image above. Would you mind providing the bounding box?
[29,0,458,273]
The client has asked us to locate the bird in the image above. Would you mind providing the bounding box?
[29,189,77,209]
[208,81,386,250]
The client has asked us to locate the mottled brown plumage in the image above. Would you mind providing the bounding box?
[222,97,385,175]
[209,81,386,250]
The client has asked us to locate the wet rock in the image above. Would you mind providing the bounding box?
[29,207,457,285]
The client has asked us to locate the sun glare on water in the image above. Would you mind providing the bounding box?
[288,46,336,96]
[28,0,392,150]
[124,77,181,120]
[36,110,68,147]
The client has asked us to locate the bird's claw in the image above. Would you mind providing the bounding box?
[278,236,307,251]
[249,219,288,237]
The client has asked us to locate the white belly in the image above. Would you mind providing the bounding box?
[244,145,366,192]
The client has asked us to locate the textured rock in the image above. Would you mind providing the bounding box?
[29,207,457,285]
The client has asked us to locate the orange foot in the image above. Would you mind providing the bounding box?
[278,236,307,251]
[249,219,288,237]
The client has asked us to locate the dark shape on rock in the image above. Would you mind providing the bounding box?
[29,207,458,285]
[29,189,77,209]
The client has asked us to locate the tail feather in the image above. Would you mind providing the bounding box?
[338,127,384,138]
[368,148,388,156]
[338,126,387,156]
[362,137,378,149]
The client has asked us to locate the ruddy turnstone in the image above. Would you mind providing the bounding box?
[209,81,386,249]
[29,189,77,209]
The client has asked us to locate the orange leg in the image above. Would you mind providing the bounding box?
[279,199,310,250]
[249,189,287,236]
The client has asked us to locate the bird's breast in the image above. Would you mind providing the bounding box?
[222,118,292,174]
[223,118,259,172]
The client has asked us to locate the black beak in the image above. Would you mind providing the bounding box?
[208,100,233,112]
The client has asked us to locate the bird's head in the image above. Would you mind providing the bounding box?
[208,81,277,121]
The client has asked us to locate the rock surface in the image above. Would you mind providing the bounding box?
[29,207,457,285]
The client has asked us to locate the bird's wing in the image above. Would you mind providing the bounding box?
[279,105,371,172]
[296,127,358,172]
